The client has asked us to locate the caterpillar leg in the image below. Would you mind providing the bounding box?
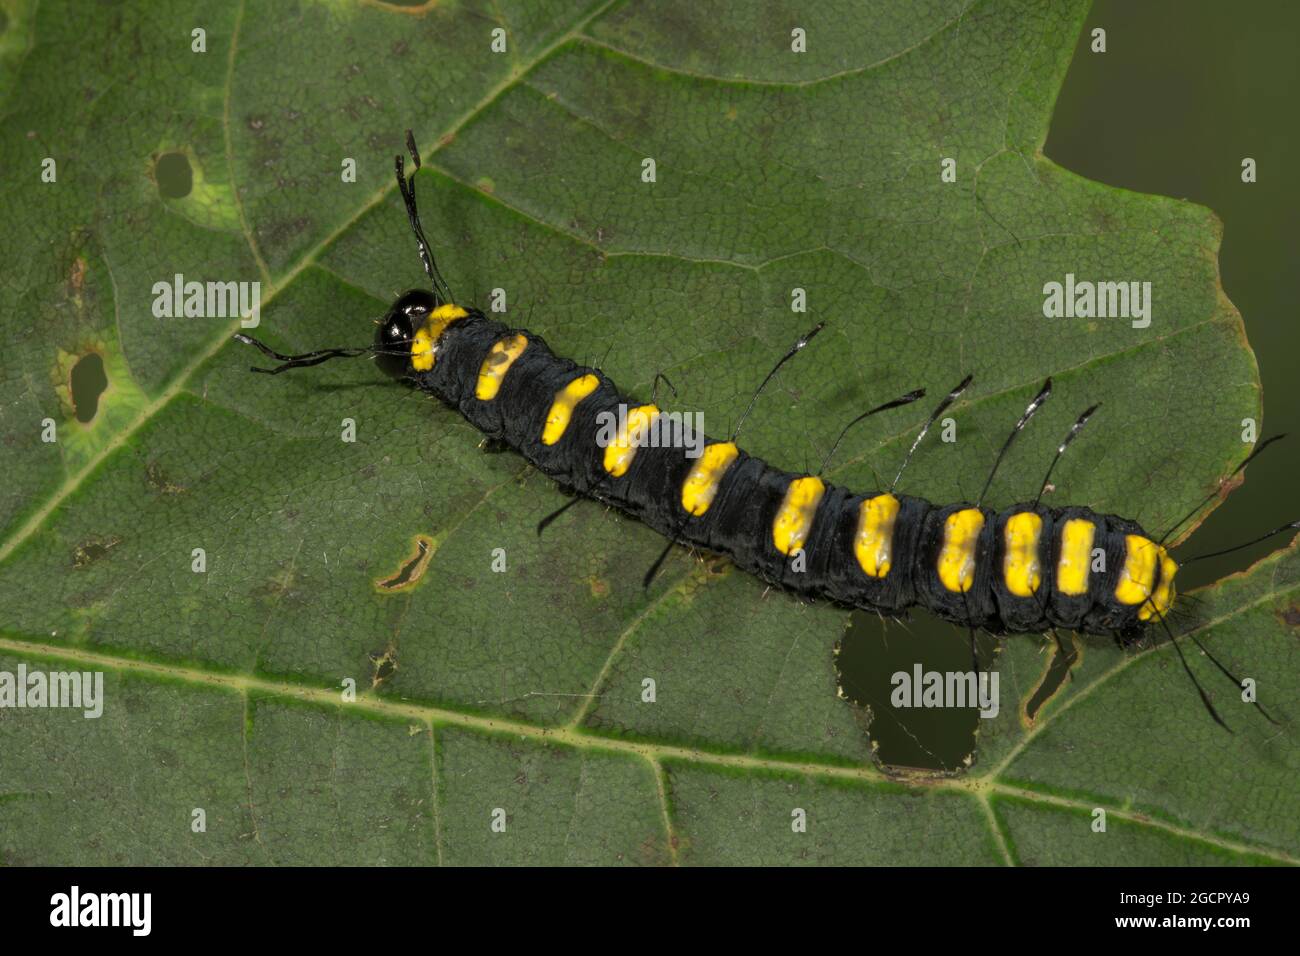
[535,463,621,537]
[536,488,585,536]
[643,534,681,591]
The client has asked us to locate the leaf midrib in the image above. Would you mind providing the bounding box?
[0,609,1293,865]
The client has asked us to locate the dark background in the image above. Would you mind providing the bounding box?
[1049,0,1299,592]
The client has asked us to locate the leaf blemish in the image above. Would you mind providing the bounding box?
[68,255,86,295]
[375,534,435,591]
[369,642,398,689]
[144,460,187,496]
[264,216,312,248]
[72,534,122,569]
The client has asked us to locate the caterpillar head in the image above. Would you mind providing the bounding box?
[373,289,431,378]
[235,288,470,377]
[375,289,468,378]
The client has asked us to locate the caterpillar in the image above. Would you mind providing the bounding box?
[237,132,1294,730]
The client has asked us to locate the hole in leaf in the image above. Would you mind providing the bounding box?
[376,535,434,591]
[1024,636,1078,722]
[69,352,108,423]
[155,151,193,199]
[836,608,997,773]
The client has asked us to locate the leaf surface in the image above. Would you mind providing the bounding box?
[0,0,1293,865]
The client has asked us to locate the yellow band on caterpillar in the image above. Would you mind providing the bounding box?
[603,404,659,478]
[937,508,984,593]
[1056,518,1095,596]
[680,441,739,516]
[772,476,825,556]
[410,303,469,372]
[854,493,899,578]
[1139,549,1179,621]
[541,374,600,445]
[1115,534,1159,606]
[475,333,528,400]
[1002,512,1043,597]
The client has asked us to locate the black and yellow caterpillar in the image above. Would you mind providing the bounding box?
[236,133,1289,726]
[360,291,1175,639]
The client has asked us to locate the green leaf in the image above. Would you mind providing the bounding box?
[0,0,1293,866]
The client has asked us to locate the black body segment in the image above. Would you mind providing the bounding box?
[990,504,1056,633]
[913,503,998,629]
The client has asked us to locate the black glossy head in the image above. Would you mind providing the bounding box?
[375,289,436,378]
